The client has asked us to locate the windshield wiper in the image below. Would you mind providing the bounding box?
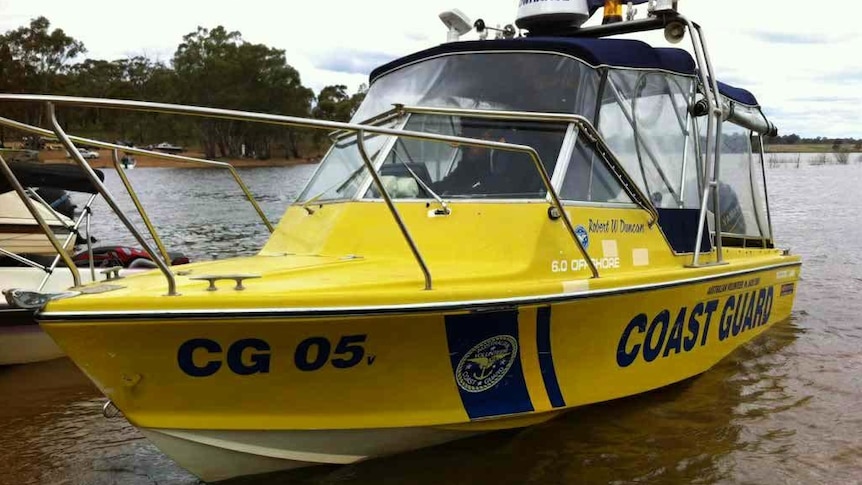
[301,164,367,214]
[390,150,450,215]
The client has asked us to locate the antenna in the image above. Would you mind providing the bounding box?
[439,9,472,42]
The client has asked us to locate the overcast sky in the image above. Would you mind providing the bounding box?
[0,0,858,137]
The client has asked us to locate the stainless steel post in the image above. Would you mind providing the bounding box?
[681,17,722,266]
[111,148,172,265]
[85,207,95,281]
[355,129,433,290]
[46,103,179,296]
[696,23,725,263]
[757,134,775,242]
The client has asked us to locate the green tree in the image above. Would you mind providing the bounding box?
[4,16,85,89]
[1,16,85,127]
[172,26,313,159]
[313,84,367,122]
[311,84,368,150]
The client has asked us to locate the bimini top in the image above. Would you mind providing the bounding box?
[369,37,761,107]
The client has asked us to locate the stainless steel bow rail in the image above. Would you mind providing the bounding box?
[0,111,275,265]
[0,94,619,294]
[0,106,281,296]
[395,105,660,226]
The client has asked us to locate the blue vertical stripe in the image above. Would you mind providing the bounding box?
[537,306,566,408]
[445,310,533,419]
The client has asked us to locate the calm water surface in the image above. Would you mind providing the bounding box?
[1,162,861,484]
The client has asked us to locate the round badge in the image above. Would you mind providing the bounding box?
[575,225,589,249]
[455,335,518,393]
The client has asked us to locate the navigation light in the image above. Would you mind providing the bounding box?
[602,0,623,24]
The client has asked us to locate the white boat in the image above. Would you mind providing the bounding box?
[0,147,237,366]
[121,155,137,170]
[0,161,110,364]
[0,191,75,256]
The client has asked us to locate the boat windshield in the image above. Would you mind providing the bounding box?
[366,114,567,200]
[354,52,600,122]
[301,50,706,207]
[297,121,397,203]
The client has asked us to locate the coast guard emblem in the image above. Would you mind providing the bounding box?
[575,225,589,249]
[455,335,518,393]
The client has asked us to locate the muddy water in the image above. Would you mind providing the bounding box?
[1,162,860,484]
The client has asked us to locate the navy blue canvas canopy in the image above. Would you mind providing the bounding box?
[369,36,762,108]
[369,37,696,82]
[717,81,759,107]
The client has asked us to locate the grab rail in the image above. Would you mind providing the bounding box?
[0,114,274,234]
[46,103,179,295]
[0,94,602,295]
[396,105,660,226]
[356,130,433,289]
[110,149,172,266]
[682,17,726,267]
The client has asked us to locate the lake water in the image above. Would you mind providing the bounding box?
[1,160,861,484]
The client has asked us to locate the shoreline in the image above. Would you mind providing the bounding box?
[8,145,861,168]
[23,147,320,168]
[765,144,861,154]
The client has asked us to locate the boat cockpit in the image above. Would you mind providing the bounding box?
[300,36,776,259]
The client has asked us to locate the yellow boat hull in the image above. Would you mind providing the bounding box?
[41,262,799,481]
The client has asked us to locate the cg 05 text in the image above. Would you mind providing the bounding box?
[177,335,374,377]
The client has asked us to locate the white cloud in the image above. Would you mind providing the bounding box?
[0,0,858,137]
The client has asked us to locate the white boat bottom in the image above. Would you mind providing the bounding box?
[140,425,480,482]
[0,323,63,365]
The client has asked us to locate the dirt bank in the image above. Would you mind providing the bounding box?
[35,148,317,168]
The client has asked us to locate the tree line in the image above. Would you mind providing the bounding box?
[0,17,367,160]
[766,134,862,150]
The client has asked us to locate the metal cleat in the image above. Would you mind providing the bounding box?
[189,274,262,291]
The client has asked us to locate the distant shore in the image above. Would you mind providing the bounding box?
[35,148,318,168]
[9,144,860,168]
[765,144,861,154]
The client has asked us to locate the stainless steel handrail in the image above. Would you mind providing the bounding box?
[0,114,274,233]
[0,151,82,286]
[683,17,725,266]
[746,133,768,248]
[0,94,600,291]
[756,134,775,242]
[356,130,433,289]
[397,104,660,226]
[110,149,172,266]
[46,103,179,296]
[696,22,726,264]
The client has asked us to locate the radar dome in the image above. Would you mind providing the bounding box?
[515,0,590,32]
